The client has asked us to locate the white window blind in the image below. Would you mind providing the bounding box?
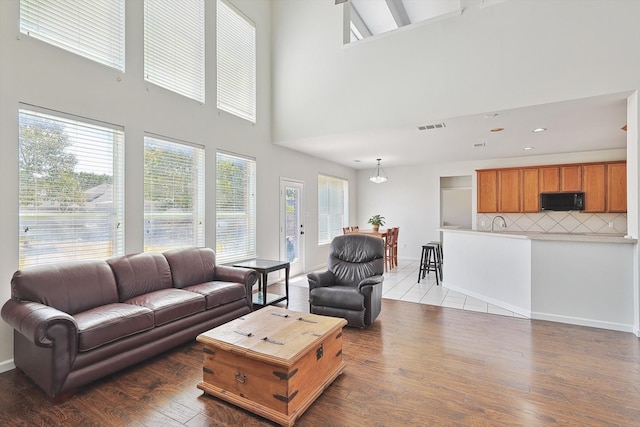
[20,0,125,71]
[144,136,205,252]
[216,0,256,123]
[18,108,125,268]
[216,152,256,263]
[318,175,349,244]
[144,0,205,102]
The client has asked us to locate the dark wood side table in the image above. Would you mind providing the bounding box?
[232,259,290,307]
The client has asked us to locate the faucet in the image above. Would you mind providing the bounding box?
[491,215,507,232]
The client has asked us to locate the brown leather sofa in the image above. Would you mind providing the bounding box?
[1,247,258,402]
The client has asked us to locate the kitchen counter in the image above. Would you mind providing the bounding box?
[440,228,635,332]
[441,228,636,244]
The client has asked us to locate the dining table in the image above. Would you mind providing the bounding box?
[349,229,388,239]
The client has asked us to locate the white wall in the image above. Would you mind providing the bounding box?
[444,231,532,316]
[272,0,640,146]
[0,1,356,370]
[628,92,640,334]
[532,240,634,331]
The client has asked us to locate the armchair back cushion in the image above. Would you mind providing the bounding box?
[107,252,173,301]
[11,261,118,315]
[328,234,385,287]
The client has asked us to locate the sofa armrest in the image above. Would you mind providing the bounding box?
[1,299,78,348]
[307,270,336,291]
[214,265,258,307]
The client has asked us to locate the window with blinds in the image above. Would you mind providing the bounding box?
[143,136,205,252]
[318,175,349,244]
[19,0,125,71]
[18,108,125,268]
[144,0,205,103]
[216,0,256,123]
[215,152,256,263]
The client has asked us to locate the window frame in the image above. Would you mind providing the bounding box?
[215,151,257,263]
[143,134,205,252]
[143,0,206,102]
[19,0,126,71]
[216,0,257,123]
[18,106,125,268]
[317,174,349,245]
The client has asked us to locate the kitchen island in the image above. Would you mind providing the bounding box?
[441,229,636,332]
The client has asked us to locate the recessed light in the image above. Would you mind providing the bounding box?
[353,159,361,163]
[484,113,499,119]
[490,127,504,132]
[532,127,547,133]
[523,146,534,151]
[473,142,486,148]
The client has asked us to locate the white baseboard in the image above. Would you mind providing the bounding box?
[0,358,15,374]
[531,311,635,333]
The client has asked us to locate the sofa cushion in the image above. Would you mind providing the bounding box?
[310,286,365,311]
[163,247,216,289]
[184,281,246,309]
[74,303,154,352]
[107,252,173,302]
[11,261,118,315]
[125,288,205,326]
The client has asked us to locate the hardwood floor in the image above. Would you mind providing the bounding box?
[2,280,640,426]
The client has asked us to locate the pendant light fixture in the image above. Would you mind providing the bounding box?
[369,158,388,184]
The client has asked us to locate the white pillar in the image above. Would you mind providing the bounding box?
[626,91,640,336]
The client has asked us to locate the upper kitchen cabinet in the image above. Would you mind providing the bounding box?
[607,162,627,212]
[477,161,626,214]
[540,165,581,192]
[582,163,606,212]
[477,170,498,213]
[522,168,539,212]
[498,169,521,212]
[539,167,560,192]
[560,165,582,191]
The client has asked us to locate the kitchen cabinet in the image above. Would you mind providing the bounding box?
[477,170,498,213]
[498,169,520,212]
[539,167,560,192]
[561,165,582,191]
[607,162,627,212]
[477,161,626,214]
[582,164,606,212]
[521,168,539,212]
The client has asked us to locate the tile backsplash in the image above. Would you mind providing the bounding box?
[477,212,627,235]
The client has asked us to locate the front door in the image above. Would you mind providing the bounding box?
[280,179,304,277]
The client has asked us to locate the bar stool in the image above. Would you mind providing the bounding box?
[418,243,440,285]
[428,241,443,279]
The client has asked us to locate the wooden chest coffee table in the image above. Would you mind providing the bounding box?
[196,306,347,426]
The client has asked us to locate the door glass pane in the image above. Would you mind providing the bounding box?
[285,186,300,263]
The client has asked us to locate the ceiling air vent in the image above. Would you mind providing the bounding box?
[418,122,446,131]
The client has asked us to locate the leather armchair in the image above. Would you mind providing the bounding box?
[307,234,384,328]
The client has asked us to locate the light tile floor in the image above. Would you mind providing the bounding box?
[292,260,527,318]
[380,260,527,318]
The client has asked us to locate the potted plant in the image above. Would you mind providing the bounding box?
[368,214,385,232]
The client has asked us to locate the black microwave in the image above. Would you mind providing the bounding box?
[540,192,585,211]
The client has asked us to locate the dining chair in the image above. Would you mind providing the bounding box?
[350,226,359,232]
[343,227,350,234]
[384,228,397,272]
[392,227,399,268]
